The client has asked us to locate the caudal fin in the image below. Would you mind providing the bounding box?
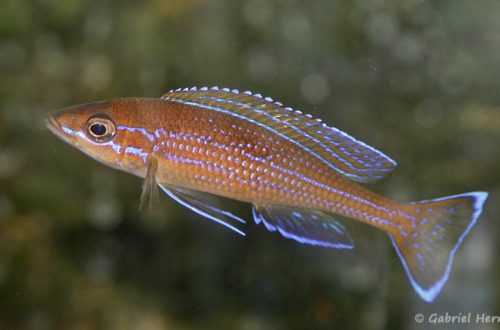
[389,192,488,302]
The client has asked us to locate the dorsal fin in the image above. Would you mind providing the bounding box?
[161,87,396,183]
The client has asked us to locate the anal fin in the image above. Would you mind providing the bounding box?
[252,204,353,249]
[158,184,246,236]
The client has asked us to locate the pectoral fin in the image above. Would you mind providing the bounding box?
[140,158,160,210]
[252,204,353,249]
[158,184,246,236]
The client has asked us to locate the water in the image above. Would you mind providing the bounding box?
[0,0,499,329]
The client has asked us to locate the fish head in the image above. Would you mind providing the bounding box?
[46,98,154,174]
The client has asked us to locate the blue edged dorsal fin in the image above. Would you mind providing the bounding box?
[158,184,246,236]
[161,87,396,183]
[252,204,353,249]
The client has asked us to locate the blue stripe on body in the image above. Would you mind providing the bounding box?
[162,88,395,182]
[200,95,392,173]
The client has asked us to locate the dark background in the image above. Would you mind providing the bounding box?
[0,0,499,329]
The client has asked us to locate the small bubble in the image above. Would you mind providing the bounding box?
[339,261,378,293]
[300,74,329,104]
[243,0,274,30]
[393,34,425,63]
[280,11,312,46]
[80,55,113,92]
[87,195,121,231]
[34,34,66,80]
[366,12,399,47]
[462,229,492,270]
[84,11,112,42]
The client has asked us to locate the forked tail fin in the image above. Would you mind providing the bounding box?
[389,192,488,302]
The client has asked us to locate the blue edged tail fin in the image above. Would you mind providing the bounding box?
[389,192,488,302]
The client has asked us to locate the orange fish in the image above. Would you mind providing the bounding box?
[46,87,488,302]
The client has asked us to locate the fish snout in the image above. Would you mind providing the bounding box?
[45,113,63,136]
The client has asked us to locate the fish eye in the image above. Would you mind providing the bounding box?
[90,123,107,136]
[85,115,116,143]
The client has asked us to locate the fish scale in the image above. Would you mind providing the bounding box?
[148,100,392,227]
[46,87,488,303]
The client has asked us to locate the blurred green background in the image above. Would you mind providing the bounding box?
[1,0,499,329]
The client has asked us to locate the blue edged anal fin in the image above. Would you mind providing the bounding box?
[252,204,354,249]
[158,184,246,236]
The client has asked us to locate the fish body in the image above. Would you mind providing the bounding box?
[46,87,488,302]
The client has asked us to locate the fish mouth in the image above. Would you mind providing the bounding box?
[45,113,63,136]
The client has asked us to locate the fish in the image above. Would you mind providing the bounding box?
[46,86,488,302]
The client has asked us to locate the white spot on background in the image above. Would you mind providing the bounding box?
[366,12,399,47]
[393,34,425,64]
[280,10,312,46]
[300,74,329,104]
[243,0,274,29]
[80,55,112,93]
